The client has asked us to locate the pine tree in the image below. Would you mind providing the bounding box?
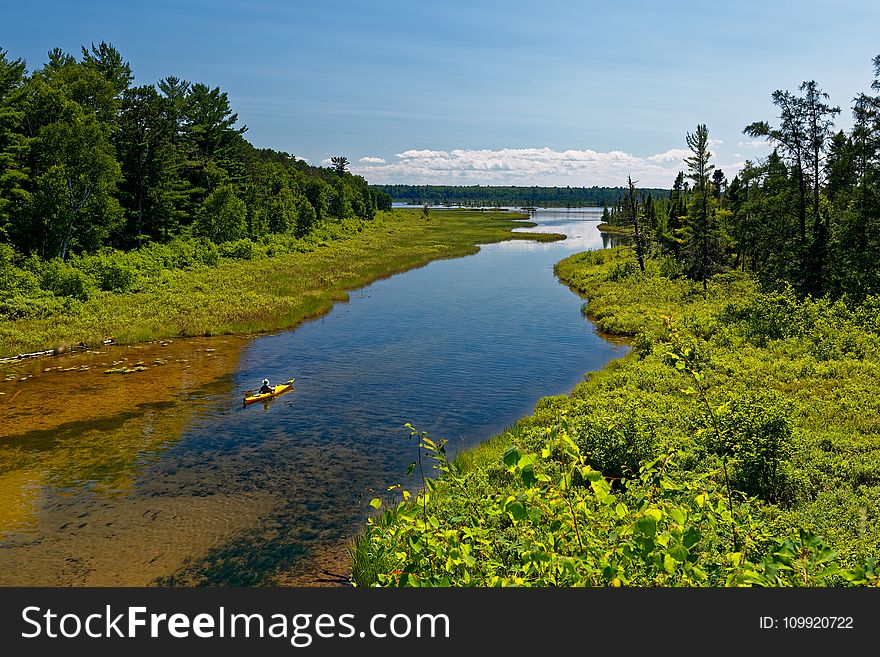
[682,124,726,289]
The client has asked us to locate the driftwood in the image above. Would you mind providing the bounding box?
[0,338,115,365]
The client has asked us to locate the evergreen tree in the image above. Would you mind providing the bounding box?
[116,85,178,244]
[682,124,726,289]
[0,49,28,241]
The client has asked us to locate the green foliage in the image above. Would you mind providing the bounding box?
[39,258,95,300]
[194,184,247,243]
[353,247,880,587]
[218,238,259,260]
[0,243,38,296]
[712,392,795,504]
[76,252,139,292]
[0,43,386,267]
[567,411,657,481]
[353,426,869,587]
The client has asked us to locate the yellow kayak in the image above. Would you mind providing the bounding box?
[243,379,294,405]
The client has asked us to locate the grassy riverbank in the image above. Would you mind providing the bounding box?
[351,247,880,587]
[596,222,634,236]
[0,209,557,358]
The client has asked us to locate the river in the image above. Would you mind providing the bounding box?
[0,209,627,585]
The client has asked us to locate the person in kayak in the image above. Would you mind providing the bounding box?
[258,378,272,394]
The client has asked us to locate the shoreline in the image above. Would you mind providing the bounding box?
[0,209,562,361]
[596,222,635,236]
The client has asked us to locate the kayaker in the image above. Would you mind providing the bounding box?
[259,378,272,394]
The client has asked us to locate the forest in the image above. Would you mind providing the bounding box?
[0,42,391,323]
[372,184,669,208]
[599,59,880,301]
[351,54,880,587]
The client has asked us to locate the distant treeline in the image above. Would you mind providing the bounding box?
[371,185,670,208]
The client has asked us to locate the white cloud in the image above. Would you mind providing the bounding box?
[738,139,770,150]
[646,148,692,164]
[350,145,748,187]
[359,156,386,164]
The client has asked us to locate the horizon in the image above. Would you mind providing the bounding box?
[4,0,878,187]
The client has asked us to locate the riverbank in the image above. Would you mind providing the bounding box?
[351,247,880,586]
[596,222,634,236]
[0,209,558,358]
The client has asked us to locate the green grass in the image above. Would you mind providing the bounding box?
[0,209,559,357]
[596,222,635,236]
[351,246,880,586]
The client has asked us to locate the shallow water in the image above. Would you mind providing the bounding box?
[0,209,627,585]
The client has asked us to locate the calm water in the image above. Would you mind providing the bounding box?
[0,209,627,585]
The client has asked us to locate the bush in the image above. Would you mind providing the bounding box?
[728,287,808,346]
[608,260,638,282]
[568,411,657,481]
[712,392,795,504]
[40,259,95,300]
[219,238,260,260]
[352,428,868,587]
[194,184,248,243]
[0,244,40,298]
[160,237,219,269]
[76,252,139,292]
[0,294,72,320]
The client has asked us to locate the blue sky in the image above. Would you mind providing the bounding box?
[3,0,878,186]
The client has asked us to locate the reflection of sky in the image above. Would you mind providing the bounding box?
[500,208,607,252]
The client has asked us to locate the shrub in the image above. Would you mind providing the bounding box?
[568,411,658,481]
[194,184,248,243]
[76,252,139,292]
[0,294,72,320]
[0,244,40,298]
[709,392,796,504]
[219,238,259,260]
[40,259,95,300]
[731,287,808,346]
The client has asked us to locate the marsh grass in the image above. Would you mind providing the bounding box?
[0,209,558,357]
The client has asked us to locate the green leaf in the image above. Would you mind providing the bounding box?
[670,508,686,525]
[636,516,657,538]
[369,498,382,509]
[503,446,522,467]
[505,499,527,521]
[683,527,701,549]
[670,545,689,562]
[521,463,536,487]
